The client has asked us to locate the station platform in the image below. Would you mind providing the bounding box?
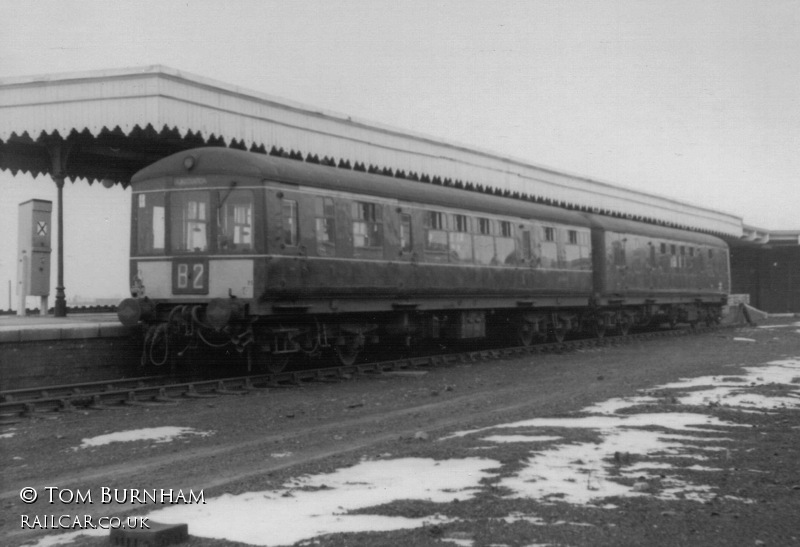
[0,313,141,391]
[0,313,132,344]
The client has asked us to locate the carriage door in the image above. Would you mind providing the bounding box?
[398,212,414,261]
[521,228,533,266]
[648,242,657,290]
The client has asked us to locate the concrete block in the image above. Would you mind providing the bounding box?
[109,520,189,546]
[0,328,21,343]
[99,324,134,338]
[18,326,62,342]
[59,325,101,340]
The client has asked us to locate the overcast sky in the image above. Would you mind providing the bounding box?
[1,0,798,304]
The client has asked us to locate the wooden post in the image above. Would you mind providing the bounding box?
[17,252,28,316]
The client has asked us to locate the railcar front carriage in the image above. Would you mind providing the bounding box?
[119,148,598,368]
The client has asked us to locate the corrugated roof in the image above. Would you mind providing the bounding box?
[0,65,744,237]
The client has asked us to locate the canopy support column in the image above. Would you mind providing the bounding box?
[53,173,66,317]
[44,137,71,317]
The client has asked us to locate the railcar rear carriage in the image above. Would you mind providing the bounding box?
[118,147,729,369]
[588,216,729,335]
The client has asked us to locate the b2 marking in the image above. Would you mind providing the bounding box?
[172,259,209,295]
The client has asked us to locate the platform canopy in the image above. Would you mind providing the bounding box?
[736,226,800,247]
[0,65,744,238]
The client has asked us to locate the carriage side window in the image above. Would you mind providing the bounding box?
[539,225,558,268]
[656,242,668,269]
[135,192,165,255]
[352,201,383,248]
[424,211,448,252]
[474,217,495,265]
[453,214,470,233]
[449,214,473,263]
[217,189,253,252]
[315,197,336,256]
[495,220,516,265]
[520,229,532,262]
[170,190,209,253]
[399,213,413,253]
[282,199,299,247]
[612,238,626,266]
[568,230,578,245]
[565,229,590,270]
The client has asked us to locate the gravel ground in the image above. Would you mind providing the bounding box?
[2,319,799,547]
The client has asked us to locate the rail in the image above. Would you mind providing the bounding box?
[0,323,731,422]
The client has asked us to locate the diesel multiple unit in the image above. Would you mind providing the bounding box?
[118,147,729,369]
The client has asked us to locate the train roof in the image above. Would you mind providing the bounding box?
[132,147,594,227]
[133,147,728,247]
[587,215,727,247]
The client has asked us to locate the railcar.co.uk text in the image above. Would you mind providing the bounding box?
[18,486,205,530]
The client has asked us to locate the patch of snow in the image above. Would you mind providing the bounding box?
[500,512,546,525]
[481,435,562,443]
[19,530,103,546]
[653,359,800,411]
[442,538,474,546]
[497,413,738,505]
[487,358,800,505]
[733,337,756,342]
[678,390,799,411]
[143,458,498,546]
[681,464,725,472]
[581,395,659,414]
[440,427,491,440]
[586,359,800,414]
[75,426,213,449]
[474,412,732,433]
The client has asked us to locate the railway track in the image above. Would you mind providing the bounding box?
[0,323,730,422]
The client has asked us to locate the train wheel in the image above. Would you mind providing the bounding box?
[266,354,291,373]
[247,346,291,374]
[592,318,607,339]
[334,335,363,366]
[551,324,567,343]
[668,310,679,329]
[516,322,535,346]
[618,316,632,336]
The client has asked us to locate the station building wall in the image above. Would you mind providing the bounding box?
[730,246,800,314]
